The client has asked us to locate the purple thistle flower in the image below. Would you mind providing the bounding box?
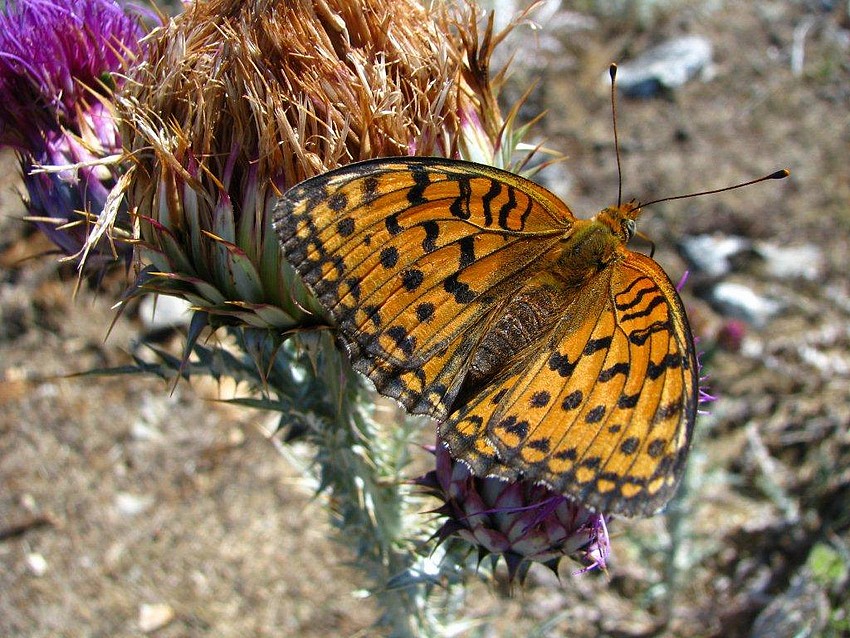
[417,441,610,582]
[0,0,144,150]
[0,0,147,265]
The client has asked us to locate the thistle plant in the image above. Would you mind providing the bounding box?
[418,441,609,583]
[8,0,611,634]
[0,0,147,268]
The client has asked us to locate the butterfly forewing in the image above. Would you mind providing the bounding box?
[274,158,575,418]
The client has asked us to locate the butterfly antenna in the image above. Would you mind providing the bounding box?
[609,63,624,208]
[640,169,790,208]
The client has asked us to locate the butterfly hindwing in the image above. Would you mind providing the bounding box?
[442,251,698,516]
[274,157,576,418]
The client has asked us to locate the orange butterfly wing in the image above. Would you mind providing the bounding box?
[274,157,575,418]
[274,157,699,516]
[442,250,698,517]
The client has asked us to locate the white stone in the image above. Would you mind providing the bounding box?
[115,492,155,517]
[611,36,714,97]
[138,294,193,331]
[754,241,825,281]
[26,552,48,576]
[138,603,175,633]
[680,234,751,277]
[711,282,783,327]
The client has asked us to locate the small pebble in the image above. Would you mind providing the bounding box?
[138,603,175,633]
[130,420,165,443]
[26,552,48,577]
[710,282,782,327]
[138,294,193,331]
[613,36,714,98]
[680,234,750,277]
[115,492,155,517]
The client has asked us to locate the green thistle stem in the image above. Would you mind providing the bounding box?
[158,325,442,635]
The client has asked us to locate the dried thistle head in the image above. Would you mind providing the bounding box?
[116,0,509,329]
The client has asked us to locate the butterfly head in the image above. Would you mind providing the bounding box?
[595,200,641,244]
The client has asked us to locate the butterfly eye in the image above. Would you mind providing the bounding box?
[624,219,637,241]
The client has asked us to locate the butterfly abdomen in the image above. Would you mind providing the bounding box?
[453,283,562,410]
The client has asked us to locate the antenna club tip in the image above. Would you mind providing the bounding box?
[771,168,791,179]
[609,63,618,79]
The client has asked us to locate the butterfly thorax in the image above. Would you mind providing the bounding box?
[551,202,641,288]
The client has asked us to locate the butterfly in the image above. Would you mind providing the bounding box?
[273,157,698,517]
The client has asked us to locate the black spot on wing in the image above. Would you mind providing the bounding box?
[527,438,551,453]
[497,186,517,230]
[345,277,361,302]
[585,405,606,423]
[653,454,676,476]
[329,191,348,212]
[499,415,529,440]
[647,353,682,379]
[362,176,379,202]
[386,325,416,357]
[622,294,665,322]
[415,302,434,322]
[336,217,354,236]
[647,438,666,458]
[530,391,551,408]
[481,179,501,227]
[444,274,475,304]
[362,305,381,328]
[554,447,577,461]
[614,279,653,310]
[449,175,471,220]
[583,336,613,355]
[614,275,647,303]
[458,235,475,269]
[548,352,577,378]
[561,390,583,411]
[380,246,399,269]
[580,456,601,469]
[618,392,640,408]
[599,362,630,382]
[401,269,424,292]
[628,320,671,345]
[655,397,683,422]
[386,213,402,236]
[407,164,430,205]
[421,220,439,253]
[620,436,640,455]
[518,196,534,231]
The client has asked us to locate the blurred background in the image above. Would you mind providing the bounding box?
[1,0,848,636]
